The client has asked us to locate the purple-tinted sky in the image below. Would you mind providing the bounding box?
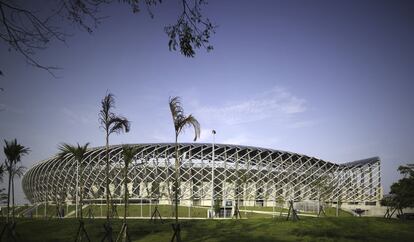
[1,0,414,204]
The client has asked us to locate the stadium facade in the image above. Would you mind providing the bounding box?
[22,143,381,208]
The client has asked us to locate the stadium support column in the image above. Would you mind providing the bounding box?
[377,161,382,202]
[211,130,216,218]
[223,148,227,219]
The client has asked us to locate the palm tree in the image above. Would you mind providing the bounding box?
[0,164,4,182]
[169,96,200,241]
[312,176,330,217]
[58,143,90,220]
[3,139,30,222]
[11,164,26,218]
[116,145,139,242]
[0,164,6,212]
[99,93,130,222]
[58,143,91,242]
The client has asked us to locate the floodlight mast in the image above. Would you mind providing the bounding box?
[210,130,216,218]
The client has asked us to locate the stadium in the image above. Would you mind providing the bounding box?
[22,143,381,211]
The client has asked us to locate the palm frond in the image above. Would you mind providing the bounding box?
[11,164,26,178]
[183,115,201,141]
[99,92,131,136]
[169,96,201,140]
[109,116,131,135]
[99,93,116,129]
[3,139,30,166]
[0,164,4,182]
[169,96,185,133]
[122,145,140,166]
[57,143,76,159]
[57,142,90,163]
[169,96,184,118]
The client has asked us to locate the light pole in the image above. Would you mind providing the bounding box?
[210,130,216,218]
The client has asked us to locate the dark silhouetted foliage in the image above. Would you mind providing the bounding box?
[0,0,216,76]
[3,139,30,222]
[389,164,414,209]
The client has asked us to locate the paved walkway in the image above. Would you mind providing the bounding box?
[65,204,89,218]
[239,209,318,217]
[21,204,38,218]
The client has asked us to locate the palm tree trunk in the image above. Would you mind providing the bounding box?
[336,196,339,217]
[174,134,179,224]
[318,190,320,215]
[124,163,128,224]
[6,167,11,223]
[105,133,110,221]
[79,162,83,220]
[80,187,83,220]
[76,160,79,218]
[12,174,15,220]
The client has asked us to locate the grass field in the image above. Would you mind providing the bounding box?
[79,204,209,218]
[234,205,353,218]
[12,204,78,218]
[1,216,413,242]
[1,205,31,217]
[2,204,354,221]
[3,204,353,220]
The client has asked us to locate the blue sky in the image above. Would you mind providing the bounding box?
[1,0,413,204]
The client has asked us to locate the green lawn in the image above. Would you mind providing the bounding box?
[79,204,209,218]
[1,216,413,241]
[27,204,77,218]
[323,207,353,217]
[4,204,353,220]
[241,206,288,212]
[1,205,31,217]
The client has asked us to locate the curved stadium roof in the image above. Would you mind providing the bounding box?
[22,143,381,204]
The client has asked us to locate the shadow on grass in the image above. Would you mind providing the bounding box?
[2,216,414,242]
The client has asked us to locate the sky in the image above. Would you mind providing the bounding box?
[1,0,413,204]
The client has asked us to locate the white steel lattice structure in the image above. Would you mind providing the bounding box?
[22,143,381,206]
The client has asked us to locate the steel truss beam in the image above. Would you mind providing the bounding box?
[22,143,381,206]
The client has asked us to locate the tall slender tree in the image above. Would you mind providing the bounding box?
[58,142,91,241]
[0,164,6,214]
[0,164,4,182]
[3,139,30,222]
[58,143,90,220]
[169,96,200,242]
[116,145,139,242]
[98,93,130,222]
[11,164,26,219]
